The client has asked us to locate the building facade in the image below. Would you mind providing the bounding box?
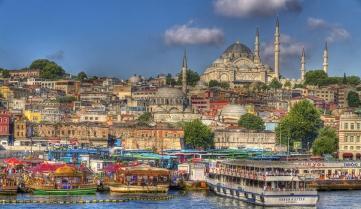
[338,111,361,160]
[214,127,276,150]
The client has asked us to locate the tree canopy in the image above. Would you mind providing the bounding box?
[77,71,88,81]
[56,96,77,103]
[208,80,230,89]
[137,112,152,123]
[275,100,323,150]
[283,80,292,89]
[347,91,361,108]
[0,68,10,78]
[304,70,361,86]
[30,59,65,79]
[177,69,200,87]
[238,113,265,131]
[269,78,282,89]
[312,127,338,156]
[166,73,176,86]
[183,119,214,150]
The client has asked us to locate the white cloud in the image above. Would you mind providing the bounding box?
[214,0,302,17]
[307,17,350,42]
[164,23,224,45]
[262,34,305,66]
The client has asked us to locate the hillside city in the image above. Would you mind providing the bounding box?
[1,13,361,207]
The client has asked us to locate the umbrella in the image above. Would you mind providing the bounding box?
[3,158,24,166]
[30,163,63,173]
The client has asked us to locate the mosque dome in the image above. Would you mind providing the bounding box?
[222,41,253,59]
[128,74,141,84]
[220,104,247,118]
[156,87,185,98]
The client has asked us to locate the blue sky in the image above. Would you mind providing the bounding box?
[0,0,360,79]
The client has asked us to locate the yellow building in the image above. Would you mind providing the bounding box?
[23,110,42,123]
[0,86,13,99]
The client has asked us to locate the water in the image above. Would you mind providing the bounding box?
[0,191,360,209]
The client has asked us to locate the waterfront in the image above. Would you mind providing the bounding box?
[0,191,360,209]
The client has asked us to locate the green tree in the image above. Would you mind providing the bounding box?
[343,73,347,84]
[166,73,176,86]
[293,83,305,89]
[347,91,361,107]
[269,78,282,90]
[312,127,338,155]
[177,69,200,87]
[284,80,292,89]
[0,68,10,78]
[275,100,323,149]
[30,59,65,79]
[238,113,265,131]
[347,76,361,86]
[56,96,77,103]
[304,70,328,86]
[183,119,214,149]
[77,71,88,81]
[208,80,230,89]
[137,112,152,123]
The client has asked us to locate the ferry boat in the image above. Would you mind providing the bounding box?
[28,164,97,195]
[108,165,170,193]
[206,160,318,207]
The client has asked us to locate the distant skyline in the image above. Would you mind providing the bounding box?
[0,0,361,79]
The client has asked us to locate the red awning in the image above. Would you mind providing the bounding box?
[343,153,353,157]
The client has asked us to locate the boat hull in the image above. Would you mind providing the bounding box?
[0,186,17,195]
[109,184,169,193]
[32,188,97,195]
[208,181,318,207]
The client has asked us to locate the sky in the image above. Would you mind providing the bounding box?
[0,0,361,79]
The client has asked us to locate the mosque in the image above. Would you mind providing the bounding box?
[200,17,329,85]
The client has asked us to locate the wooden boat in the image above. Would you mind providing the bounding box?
[28,164,97,195]
[108,165,170,193]
[0,173,18,195]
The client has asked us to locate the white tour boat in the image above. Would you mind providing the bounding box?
[206,160,318,207]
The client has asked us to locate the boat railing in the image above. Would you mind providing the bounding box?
[209,168,298,180]
[206,178,241,190]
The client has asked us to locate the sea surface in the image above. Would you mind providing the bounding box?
[0,190,360,209]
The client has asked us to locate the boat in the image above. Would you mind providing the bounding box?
[206,159,319,207]
[0,173,18,195]
[28,164,97,195]
[108,165,170,193]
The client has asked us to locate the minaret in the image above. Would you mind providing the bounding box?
[254,27,261,65]
[274,17,280,80]
[182,50,187,94]
[323,42,328,74]
[301,48,305,81]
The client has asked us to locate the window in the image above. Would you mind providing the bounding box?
[344,146,348,150]
[345,123,348,130]
[345,136,348,142]
[357,146,360,150]
[350,146,354,150]
[357,136,360,143]
[357,123,361,130]
[351,123,355,130]
[350,136,354,142]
